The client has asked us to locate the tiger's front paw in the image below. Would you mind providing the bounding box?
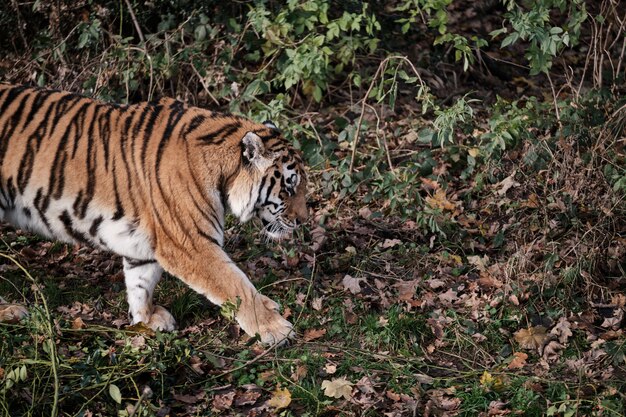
[0,304,28,323]
[237,295,294,346]
[137,305,177,331]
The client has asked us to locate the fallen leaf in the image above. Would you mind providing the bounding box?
[395,280,419,302]
[234,390,261,406]
[495,171,520,195]
[324,363,337,375]
[267,387,291,409]
[291,364,307,382]
[356,376,376,394]
[0,304,28,323]
[467,255,489,272]
[322,377,353,400]
[310,226,326,252]
[542,340,564,362]
[480,371,494,387]
[508,352,528,369]
[175,390,206,405]
[514,326,548,350]
[72,317,86,330]
[129,335,145,349]
[438,288,458,304]
[342,275,364,294]
[211,390,235,410]
[303,328,326,341]
[381,238,402,249]
[550,317,573,344]
[311,297,324,311]
[425,189,457,211]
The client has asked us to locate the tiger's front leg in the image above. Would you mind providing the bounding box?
[156,244,293,345]
[123,258,176,331]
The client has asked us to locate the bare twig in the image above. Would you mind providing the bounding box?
[123,0,145,44]
[349,55,427,174]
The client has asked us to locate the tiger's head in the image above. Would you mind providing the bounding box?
[228,121,307,240]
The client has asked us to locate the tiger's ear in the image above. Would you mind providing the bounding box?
[263,120,279,131]
[242,132,270,167]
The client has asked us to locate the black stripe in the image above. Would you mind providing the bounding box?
[124,257,157,268]
[140,105,164,167]
[196,224,221,247]
[197,121,241,144]
[184,114,206,139]
[89,216,103,236]
[59,210,90,244]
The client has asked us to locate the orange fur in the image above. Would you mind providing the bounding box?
[0,84,307,344]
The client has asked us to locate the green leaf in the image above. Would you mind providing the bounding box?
[109,384,122,404]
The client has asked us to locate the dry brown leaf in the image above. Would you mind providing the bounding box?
[0,304,28,324]
[211,390,234,410]
[487,400,511,416]
[291,364,308,382]
[507,352,528,369]
[322,377,353,399]
[267,387,291,409]
[72,317,86,330]
[514,326,548,350]
[324,363,337,375]
[550,317,573,344]
[356,376,376,394]
[381,238,402,249]
[303,328,326,341]
[311,297,324,311]
[385,390,401,401]
[600,309,623,330]
[425,189,457,211]
[395,280,419,302]
[234,390,261,406]
[467,255,489,272]
[174,390,206,405]
[310,226,326,252]
[495,171,520,195]
[542,340,564,362]
[438,289,458,304]
[342,275,364,294]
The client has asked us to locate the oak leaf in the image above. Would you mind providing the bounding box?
[507,352,528,369]
[550,317,573,344]
[542,340,564,362]
[303,328,326,341]
[322,377,353,399]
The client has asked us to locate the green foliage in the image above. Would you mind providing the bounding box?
[491,0,588,75]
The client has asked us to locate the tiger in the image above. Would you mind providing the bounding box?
[0,84,307,345]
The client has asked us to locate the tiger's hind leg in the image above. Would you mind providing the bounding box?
[123,258,176,331]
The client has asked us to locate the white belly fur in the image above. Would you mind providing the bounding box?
[2,193,154,260]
